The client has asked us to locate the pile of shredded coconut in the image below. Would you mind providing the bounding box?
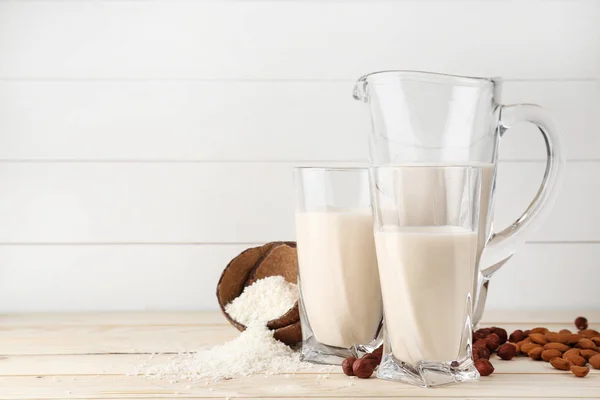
[139,276,315,382]
[225,275,298,326]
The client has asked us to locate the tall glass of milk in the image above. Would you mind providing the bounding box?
[371,165,482,387]
[294,167,383,365]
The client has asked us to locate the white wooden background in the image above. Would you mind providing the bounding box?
[0,0,598,312]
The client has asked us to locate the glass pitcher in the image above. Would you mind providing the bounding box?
[353,70,564,325]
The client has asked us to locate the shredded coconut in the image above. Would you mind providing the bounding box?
[140,276,316,382]
[225,275,297,325]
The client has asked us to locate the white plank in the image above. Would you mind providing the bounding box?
[0,353,597,377]
[0,325,239,355]
[0,374,598,399]
[1,244,600,313]
[0,161,595,243]
[0,245,249,313]
[0,321,593,356]
[0,81,594,161]
[0,1,597,80]
[2,310,597,328]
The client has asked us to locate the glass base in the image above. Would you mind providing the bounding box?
[300,335,355,365]
[376,354,479,387]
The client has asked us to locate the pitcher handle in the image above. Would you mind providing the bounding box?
[483,104,566,276]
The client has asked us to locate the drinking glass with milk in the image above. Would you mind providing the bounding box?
[354,71,564,326]
[372,166,482,387]
[294,167,383,365]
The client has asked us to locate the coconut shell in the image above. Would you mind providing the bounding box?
[216,242,301,346]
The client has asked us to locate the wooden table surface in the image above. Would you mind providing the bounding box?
[0,310,598,399]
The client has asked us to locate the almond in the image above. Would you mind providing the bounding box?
[521,342,542,355]
[544,342,570,352]
[579,329,600,338]
[559,329,572,334]
[541,349,563,362]
[564,354,587,367]
[567,334,583,345]
[546,332,570,344]
[578,338,598,350]
[528,346,544,360]
[592,337,600,346]
[531,327,549,335]
[580,349,599,361]
[563,348,581,359]
[550,357,571,371]
[570,365,590,378]
[589,354,600,370]
[530,333,548,345]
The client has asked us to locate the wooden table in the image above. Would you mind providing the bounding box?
[0,311,598,399]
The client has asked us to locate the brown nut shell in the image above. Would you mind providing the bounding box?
[216,242,301,346]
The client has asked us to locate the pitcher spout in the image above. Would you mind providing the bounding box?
[352,75,370,102]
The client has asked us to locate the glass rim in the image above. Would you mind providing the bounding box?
[358,70,501,87]
[294,166,368,172]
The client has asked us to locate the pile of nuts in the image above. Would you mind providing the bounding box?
[473,316,600,378]
[341,346,383,379]
[340,316,599,380]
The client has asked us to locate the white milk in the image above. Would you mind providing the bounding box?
[375,226,478,363]
[296,210,383,349]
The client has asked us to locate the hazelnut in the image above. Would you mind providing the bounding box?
[363,353,380,365]
[476,328,492,337]
[570,365,590,378]
[485,333,501,352]
[342,357,356,376]
[550,357,571,371]
[528,346,544,360]
[352,356,377,379]
[473,343,491,360]
[474,358,494,376]
[497,343,517,360]
[541,349,563,362]
[575,316,588,330]
[491,327,508,345]
[589,354,600,370]
[509,329,525,343]
[473,331,487,341]
[523,329,531,337]
[529,333,548,345]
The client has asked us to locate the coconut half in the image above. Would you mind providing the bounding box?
[216,241,301,346]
